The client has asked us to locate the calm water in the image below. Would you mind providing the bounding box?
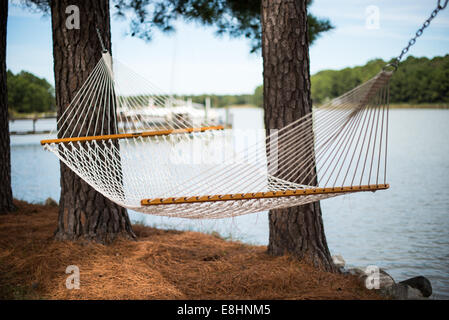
[9,108,449,299]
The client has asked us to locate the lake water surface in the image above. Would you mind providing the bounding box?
[10,108,449,299]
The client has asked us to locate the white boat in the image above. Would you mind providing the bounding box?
[117,97,222,130]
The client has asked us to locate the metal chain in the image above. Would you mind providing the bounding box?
[385,0,448,71]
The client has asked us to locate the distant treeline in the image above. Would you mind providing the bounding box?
[311,55,449,105]
[177,85,263,109]
[200,55,449,108]
[7,70,56,114]
[8,55,448,114]
[174,93,258,109]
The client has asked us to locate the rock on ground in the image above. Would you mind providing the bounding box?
[380,283,425,300]
[399,276,432,297]
[332,254,345,268]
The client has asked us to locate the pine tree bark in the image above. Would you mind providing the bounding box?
[50,0,135,243]
[0,0,16,215]
[261,0,336,272]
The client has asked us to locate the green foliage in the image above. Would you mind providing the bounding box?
[311,55,449,105]
[7,70,55,114]
[388,55,449,104]
[25,0,333,53]
[113,0,333,52]
[22,0,334,52]
[253,85,263,108]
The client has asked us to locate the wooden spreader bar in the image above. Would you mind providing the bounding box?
[40,125,225,145]
[141,184,389,206]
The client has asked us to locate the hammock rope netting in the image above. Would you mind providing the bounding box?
[41,52,392,219]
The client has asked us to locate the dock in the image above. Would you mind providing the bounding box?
[9,114,56,136]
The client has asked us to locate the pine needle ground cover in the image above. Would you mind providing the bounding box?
[0,200,382,300]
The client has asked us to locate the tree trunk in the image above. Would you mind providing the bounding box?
[50,0,135,243]
[0,0,16,214]
[261,0,336,272]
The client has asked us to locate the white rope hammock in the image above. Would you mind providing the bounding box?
[41,52,392,219]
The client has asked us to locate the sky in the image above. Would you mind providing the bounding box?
[6,0,449,95]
